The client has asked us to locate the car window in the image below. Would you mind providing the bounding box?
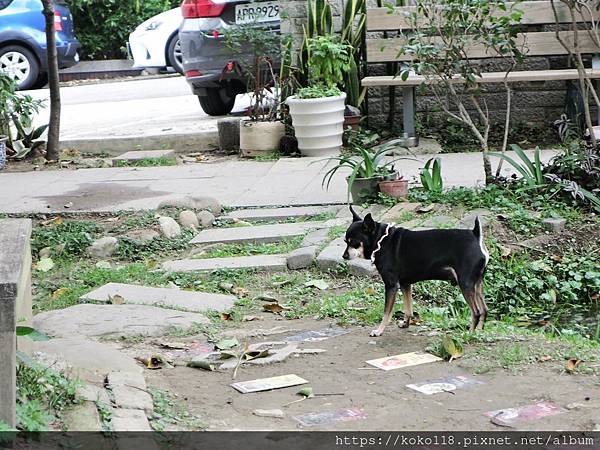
[0,0,13,10]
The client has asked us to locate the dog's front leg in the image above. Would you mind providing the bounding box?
[370,283,398,337]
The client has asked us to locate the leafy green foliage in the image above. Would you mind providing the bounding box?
[69,0,180,60]
[196,238,302,259]
[420,157,443,193]
[16,364,80,431]
[296,85,342,99]
[491,145,545,187]
[32,221,102,257]
[113,157,177,167]
[304,35,352,91]
[149,388,205,431]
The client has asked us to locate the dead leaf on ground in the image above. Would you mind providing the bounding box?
[498,245,512,258]
[243,350,270,361]
[51,288,69,299]
[417,204,435,213]
[215,338,239,350]
[231,287,249,298]
[242,315,262,321]
[490,413,515,429]
[365,287,376,296]
[108,294,125,305]
[220,312,232,321]
[187,359,215,371]
[40,217,63,227]
[263,303,286,314]
[441,336,463,362]
[36,258,55,272]
[566,358,582,373]
[304,279,329,290]
[136,354,172,370]
[156,341,189,350]
[539,355,553,362]
[272,280,292,288]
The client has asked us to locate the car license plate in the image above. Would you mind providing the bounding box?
[235,1,280,24]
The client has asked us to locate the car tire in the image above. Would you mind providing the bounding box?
[167,35,184,74]
[0,45,40,90]
[198,88,236,116]
[32,72,49,89]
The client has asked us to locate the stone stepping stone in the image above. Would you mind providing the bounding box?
[110,408,152,432]
[225,206,340,222]
[80,282,235,313]
[162,254,287,273]
[112,149,175,164]
[33,338,142,384]
[190,221,326,246]
[33,304,210,340]
[316,237,346,271]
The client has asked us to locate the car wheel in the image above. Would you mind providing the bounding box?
[0,45,40,90]
[32,72,49,89]
[198,88,236,116]
[167,36,183,74]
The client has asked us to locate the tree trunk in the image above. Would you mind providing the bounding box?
[41,0,61,162]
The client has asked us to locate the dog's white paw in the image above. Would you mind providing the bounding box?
[370,329,383,337]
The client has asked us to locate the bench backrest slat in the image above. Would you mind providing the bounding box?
[367,1,597,31]
[367,30,599,63]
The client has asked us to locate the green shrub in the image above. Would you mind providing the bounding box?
[70,0,180,60]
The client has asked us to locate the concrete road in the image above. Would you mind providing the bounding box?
[24,75,251,153]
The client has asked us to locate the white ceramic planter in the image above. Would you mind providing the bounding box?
[239,120,285,157]
[286,93,346,157]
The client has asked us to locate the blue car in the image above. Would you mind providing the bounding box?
[0,0,80,90]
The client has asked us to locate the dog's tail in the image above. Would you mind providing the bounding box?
[472,216,482,239]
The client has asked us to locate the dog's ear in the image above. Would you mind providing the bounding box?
[363,213,376,232]
[349,205,361,223]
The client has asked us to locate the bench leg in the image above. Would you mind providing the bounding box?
[402,87,419,147]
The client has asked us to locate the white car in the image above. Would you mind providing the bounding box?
[128,7,183,74]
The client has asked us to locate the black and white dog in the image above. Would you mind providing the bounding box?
[342,206,489,337]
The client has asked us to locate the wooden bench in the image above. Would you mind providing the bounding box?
[362,1,600,146]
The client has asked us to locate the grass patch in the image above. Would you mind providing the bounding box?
[194,237,302,259]
[115,229,195,261]
[16,363,81,431]
[149,388,206,431]
[113,157,177,167]
[32,220,102,257]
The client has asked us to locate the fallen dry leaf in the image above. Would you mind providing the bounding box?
[539,355,553,362]
[220,312,232,321]
[156,341,189,350]
[187,359,215,371]
[263,303,285,314]
[51,288,69,299]
[242,315,262,322]
[566,358,582,373]
[253,294,278,302]
[231,287,249,298]
[442,336,463,362]
[365,287,376,296]
[41,217,63,227]
[108,294,125,305]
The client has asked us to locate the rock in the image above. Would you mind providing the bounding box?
[302,228,330,247]
[542,217,567,232]
[32,338,142,384]
[348,259,378,277]
[225,206,340,223]
[62,401,103,431]
[124,229,159,242]
[190,222,324,246]
[380,202,421,223]
[316,238,346,271]
[158,217,181,238]
[76,384,111,404]
[162,255,287,273]
[107,371,147,391]
[422,215,459,229]
[459,209,493,229]
[217,117,241,152]
[88,237,119,258]
[80,282,235,313]
[253,409,285,419]
[178,210,199,230]
[286,246,317,270]
[39,247,52,258]
[190,195,221,216]
[197,210,215,228]
[113,149,175,164]
[33,304,210,339]
[111,385,153,413]
[157,197,196,210]
[110,408,152,432]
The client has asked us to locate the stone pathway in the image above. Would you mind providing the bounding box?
[112,149,176,164]
[162,254,289,273]
[224,205,341,222]
[80,283,236,313]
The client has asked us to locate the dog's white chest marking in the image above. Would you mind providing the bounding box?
[477,219,489,266]
[347,244,364,260]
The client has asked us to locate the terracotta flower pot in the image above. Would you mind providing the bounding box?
[379,178,409,199]
[344,114,361,131]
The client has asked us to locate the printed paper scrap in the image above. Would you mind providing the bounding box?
[231,374,308,394]
[366,351,442,371]
[407,375,483,395]
[292,407,367,427]
[485,401,566,426]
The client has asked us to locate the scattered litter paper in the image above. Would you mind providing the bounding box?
[485,401,566,426]
[285,328,351,343]
[407,375,483,395]
[366,351,442,371]
[231,374,308,394]
[292,407,367,427]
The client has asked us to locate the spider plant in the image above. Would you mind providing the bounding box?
[321,142,415,193]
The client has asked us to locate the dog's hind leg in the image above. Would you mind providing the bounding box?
[370,283,398,337]
[474,279,488,330]
[399,284,412,329]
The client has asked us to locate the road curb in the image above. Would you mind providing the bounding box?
[59,131,219,155]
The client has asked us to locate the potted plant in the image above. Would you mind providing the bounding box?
[224,25,285,157]
[286,34,351,157]
[379,174,409,199]
[322,143,415,203]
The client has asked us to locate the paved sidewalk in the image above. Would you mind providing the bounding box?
[0,150,555,214]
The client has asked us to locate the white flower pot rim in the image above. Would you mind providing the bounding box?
[286,92,347,104]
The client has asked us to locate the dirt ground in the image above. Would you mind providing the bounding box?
[112,316,600,432]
